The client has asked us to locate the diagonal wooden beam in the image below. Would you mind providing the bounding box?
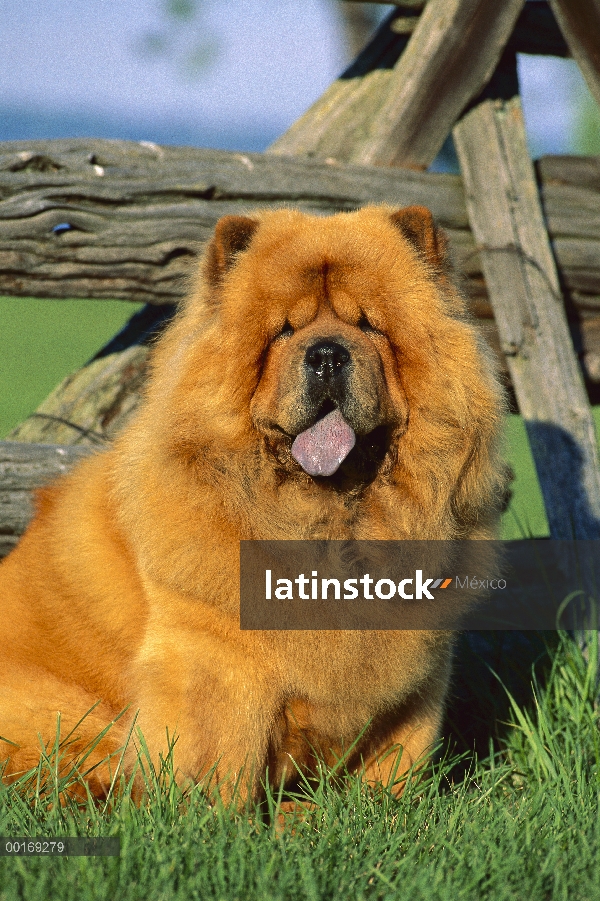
[353,0,525,168]
[272,0,525,169]
[268,9,413,161]
[7,304,175,446]
[454,97,600,539]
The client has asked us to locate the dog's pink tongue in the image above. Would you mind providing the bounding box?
[291,408,356,477]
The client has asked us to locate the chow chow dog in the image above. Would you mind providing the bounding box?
[0,205,505,800]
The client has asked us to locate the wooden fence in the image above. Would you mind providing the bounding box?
[2,139,599,372]
[2,0,600,552]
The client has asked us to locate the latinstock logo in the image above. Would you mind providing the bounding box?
[240,539,600,631]
[265,569,455,601]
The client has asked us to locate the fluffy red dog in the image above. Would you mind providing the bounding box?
[0,206,505,798]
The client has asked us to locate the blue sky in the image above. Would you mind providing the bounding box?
[0,0,347,148]
[0,0,595,156]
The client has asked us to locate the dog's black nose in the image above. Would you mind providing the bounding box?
[305,341,350,381]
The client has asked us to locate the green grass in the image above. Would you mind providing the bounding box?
[1,300,599,896]
[501,409,600,539]
[0,632,598,900]
[0,296,143,440]
[501,415,549,539]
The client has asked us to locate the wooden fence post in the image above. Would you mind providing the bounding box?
[454,97,600,538]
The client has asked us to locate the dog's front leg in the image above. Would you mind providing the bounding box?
[127,626,279,803]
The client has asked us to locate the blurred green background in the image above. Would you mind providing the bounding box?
[4,294,597,542]
[0,294,143,435]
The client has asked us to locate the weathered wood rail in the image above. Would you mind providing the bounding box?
[0,138,467,303]
[2,139,600,380]
[0,442,93,558]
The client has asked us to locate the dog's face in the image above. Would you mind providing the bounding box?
[254,307,402,437]
[139,203,503,542]
[172,205,466,486]
[249,287,408,485]
[251,304,408,480]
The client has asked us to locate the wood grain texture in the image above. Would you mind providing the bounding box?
[353,0,525,168]
[269,1,565,165]
[0,138,465,302]
[1,140,600,311]
[0,441,93,558]
[454,97,600,539]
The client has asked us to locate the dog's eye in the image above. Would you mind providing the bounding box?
[358,315,376,333]
[276,320,294,339]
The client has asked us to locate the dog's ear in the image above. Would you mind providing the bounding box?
[205,215,259,286]
[390,206,450,278]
